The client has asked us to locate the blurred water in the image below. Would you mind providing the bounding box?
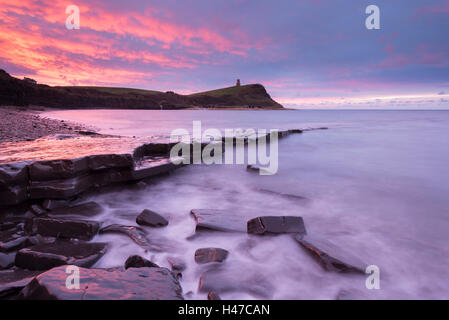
[45,109,449,299]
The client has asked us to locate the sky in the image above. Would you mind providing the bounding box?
[0,0,448,109]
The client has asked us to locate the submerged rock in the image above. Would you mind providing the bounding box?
[207,291,221,300]
[15,241,107,270]
[295,234,367,273]
[18,265,184,300]
[247,216,306,235]
[167,257,186,272]
[99,224,157,251]
[190,209,247,233]
[195,248,229,264]
[124,255,159,269]
[26,217,100,241]
[136,209,168,227]
[198,267,273,299]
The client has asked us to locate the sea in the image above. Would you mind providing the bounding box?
[43,109,449,299]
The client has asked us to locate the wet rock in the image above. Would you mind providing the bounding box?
[30,204,47,216]
[0,269,42,299]
[190,209,247,233]
[15,241,107,270]
[48,201,103,218]
[99,224,154,250]
[254,188,308,202]
[0,229,32,252]
[29,158,89,181]
[131,158,177,180]
[136,209,168,227]
[18,265,183,300]
[198,267,273,298]
[195,248,229,264]
[207,291,221,300]
[295,234,367,273]
[42,199,71,211]
[0,252,15,269]
[29,174,93,200]
[0,161,30,186]
[0,184,28,206]
[247,216,306,235]
[85,154,134,171]
[124,255,159,269]
[167,257,186,272]
[26,217,100,241]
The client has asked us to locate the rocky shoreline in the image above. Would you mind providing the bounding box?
[0,107,97,143]
[0,123,367,300]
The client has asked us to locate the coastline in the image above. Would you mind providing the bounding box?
[0,106,98,143]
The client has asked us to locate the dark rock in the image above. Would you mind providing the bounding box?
[0,269,42,299]
[29,158,88,181]
[42,199,71,211]
[0,161,30,186]
[295,234,367,273]
[18,265,183,300]
[26,217,100,241]
[131,158,177,180]
[48,201,103,218]
[124,255,159,269]
[247,216,306,235]
[15,241,107,270]
[167,257,186,271]
[207,291,221,300]
[85,154,134,171]
[136,209,168,227]
[29,174,93,200]
[0,252,15,269]
[190,209,247,233]
[99,224,155,251]
[0,229,32,252]
[198,267,273,298]
[0,184,28,206]
[195,248,229,264]
[30,204,47,216]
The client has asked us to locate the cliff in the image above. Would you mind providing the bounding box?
[0,70,283,109]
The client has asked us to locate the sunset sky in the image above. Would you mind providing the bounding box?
[1,0,448,109]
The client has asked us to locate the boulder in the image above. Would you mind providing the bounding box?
[295,234,367,273]
[190,209,247,233]
[26,217,100,241]
[136,209,168,227]
[247,216,306,235]
[15,241,107,270]
[124,255,159,269]
[0,269,42,299]
[195,248,229,264]
[18,266,183,300]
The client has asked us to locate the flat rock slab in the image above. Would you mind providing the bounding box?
[136,209,168,227]
[26,217,100,241]
[15,241,107,271]
[0,269,42,299]
[247,216,306,235]
[0,229,33,253]
[195,248,229,264]
[48,202,103,218]
[99,224,161,252]
[124,255,159,269]
[18,266,183,300]
[190,209,247,233]
[295,234,367,273]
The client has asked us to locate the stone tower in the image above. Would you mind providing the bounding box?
[236,79,241,87]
